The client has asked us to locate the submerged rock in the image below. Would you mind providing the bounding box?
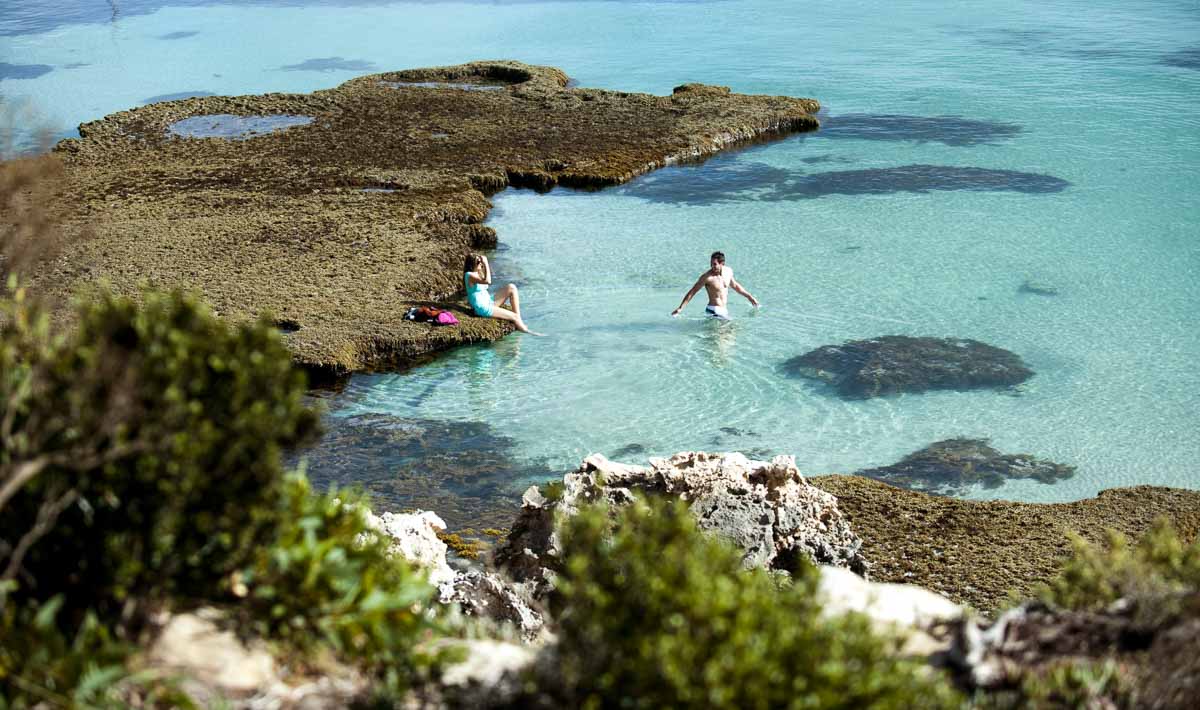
[855,438,1075,496]
[1018,279,1059,296]
[291,412,555,532]
[783,335,1033,399]
[494,451,869,600]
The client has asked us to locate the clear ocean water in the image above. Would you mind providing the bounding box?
[4,1,1198,513]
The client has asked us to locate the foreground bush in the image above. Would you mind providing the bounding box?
[1038,518,1200,620]
[0,287,318,625]
[540,496,961,709]
[239,474,444,691]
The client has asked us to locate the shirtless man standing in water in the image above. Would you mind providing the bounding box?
[671,251,760,319]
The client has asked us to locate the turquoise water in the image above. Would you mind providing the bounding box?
[4,1,1198,509]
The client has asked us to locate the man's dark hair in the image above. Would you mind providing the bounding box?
[710,251,725,264]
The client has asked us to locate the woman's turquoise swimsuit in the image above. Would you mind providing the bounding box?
[465,272,495,317]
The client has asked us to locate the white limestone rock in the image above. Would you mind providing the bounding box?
[816,565,965,658]
[495,451,868,600]
[365,509,455,588]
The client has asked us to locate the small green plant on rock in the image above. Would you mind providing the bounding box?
[538,495,962,709]
[239,474,444,691]
[1038,518,1200,620]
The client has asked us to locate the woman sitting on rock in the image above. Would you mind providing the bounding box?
[464,253,542,335]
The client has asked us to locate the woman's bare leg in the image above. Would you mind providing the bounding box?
[491,306,542,336]
[494,283,520,316]
[506,284,521,317]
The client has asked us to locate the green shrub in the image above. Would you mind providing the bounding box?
[1038,519,1200,616]
[541,496,962,709]
[239,474,443,690]
[0,588,130,710]
[1019,659,1134,709]
[971,659,1136,710]
[0,287,318,625]
[0,585,196,710]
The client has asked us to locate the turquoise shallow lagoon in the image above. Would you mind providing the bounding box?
[4,1,1198,512]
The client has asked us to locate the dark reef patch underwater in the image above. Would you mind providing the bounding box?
[1161,46,1200,69]
[781,335,1033,399]
[287,412,557,531]
[854,438,1076,496]
[280,56,379,72]
[142,90,216,104]
[813,113,1023,146]
[0,62,53,80]
[623,160,1069,205]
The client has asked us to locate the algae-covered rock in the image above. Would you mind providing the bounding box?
[809,475,1200,613]
[40,60,820,372]
[855,438,1075,495]
[783,335,1032,398]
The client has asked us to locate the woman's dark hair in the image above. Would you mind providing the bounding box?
[464,254,480,272]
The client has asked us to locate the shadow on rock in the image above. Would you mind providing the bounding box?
[854,438,1075,496]
[781,335,1033,399]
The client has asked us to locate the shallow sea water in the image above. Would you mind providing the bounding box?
[3,0,1198,511]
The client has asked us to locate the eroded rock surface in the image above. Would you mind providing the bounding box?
[42,60,820,372]
[365,506,544,641]
[855,438,1075,496]
[782,335,1032,399]
[364,509,456,588]
[944,598,1200,709]
[494,451,868,600]
[440,569,546,643]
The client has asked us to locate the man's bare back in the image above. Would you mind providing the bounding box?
[671,251,759,319]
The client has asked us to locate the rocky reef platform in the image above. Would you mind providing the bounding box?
[39,60,820,373]
[810,475,1200,612]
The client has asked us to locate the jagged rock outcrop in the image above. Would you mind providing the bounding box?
[365,509,456,588]
[855,438,1075,496]
[944,598,1200,708]
[365,507,545,641]
[494,451,868,600]
[783,335,1032,399]
[440,570,546,643]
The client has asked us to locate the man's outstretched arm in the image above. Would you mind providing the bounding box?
[672,277,705,316]
[730,278,760,307]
